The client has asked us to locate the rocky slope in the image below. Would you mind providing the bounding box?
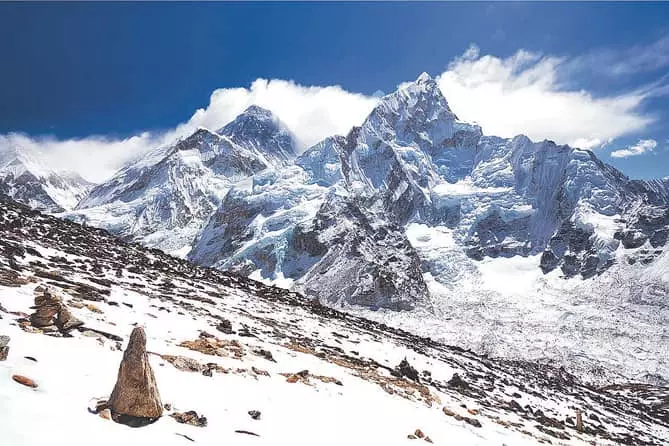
[0,196,668,445]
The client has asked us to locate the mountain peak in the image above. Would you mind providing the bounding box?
[241,104,275,119]
[219,105,297,163]
[415,71,433,84]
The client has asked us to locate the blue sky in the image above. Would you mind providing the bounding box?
[1,2,668,181]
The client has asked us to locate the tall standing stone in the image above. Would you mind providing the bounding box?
[108,327,163,419]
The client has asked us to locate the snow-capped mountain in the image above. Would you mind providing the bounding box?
[217,105,297,165]
[66,106,296,256]
[0,144,94,212]
[189,73,669,306]
[52,73,669,383]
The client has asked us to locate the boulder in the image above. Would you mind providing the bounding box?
[108,327,163,419]
[55,305,84,332]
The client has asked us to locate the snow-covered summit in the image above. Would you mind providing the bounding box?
[218,105,297,165]
[0,143,93,212]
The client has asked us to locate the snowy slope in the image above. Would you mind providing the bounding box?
[1,197,668,446]
[0,143,94,212]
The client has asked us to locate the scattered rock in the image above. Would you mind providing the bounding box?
[463,416,482,428]
[414,429,425,438]
[248,410,261,420]
[448,373,470,391]
[215,319,233,334]
[108,327,163,420]
[408,434,417,440]
[393,357,420,382]
[24,356,37,362]
[237,326,254,337]
[424,436,433,443]
[252,366,270,377]
[171,410,208,427]
[0,335,9,361]
[442,407,456,417]
[85,303,103,314]
[253,348,275,362]
[12,374,37,388]
[164,403,172,411]
[161,354,206,373]
[179,334,244,359]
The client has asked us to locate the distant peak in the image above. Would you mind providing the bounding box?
[416,72,433,84]
[240,105,275,119]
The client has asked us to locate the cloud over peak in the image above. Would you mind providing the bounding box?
[437,44,655,150]
[2,39,666,182]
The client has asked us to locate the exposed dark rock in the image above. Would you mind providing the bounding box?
[171,410,207,427]
[248,410,261,420]
[253,348,275,362]
[392,357,420,382]
[462,416,482,428]
[215,318,233,334]
[448,373,470,390]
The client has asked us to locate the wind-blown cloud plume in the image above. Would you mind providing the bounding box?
[1,38,666,182]
[437,44,655,150]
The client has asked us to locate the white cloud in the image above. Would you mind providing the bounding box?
[610,139,658,158]
[0,79,378,183]
[177,78,377,149]
[436,44,655,150]
[2,41,666,183]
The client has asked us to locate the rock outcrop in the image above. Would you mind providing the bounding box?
[108,327,163,420]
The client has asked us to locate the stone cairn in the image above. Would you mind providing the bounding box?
[29,287,83,332]
[107,327,163,423]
